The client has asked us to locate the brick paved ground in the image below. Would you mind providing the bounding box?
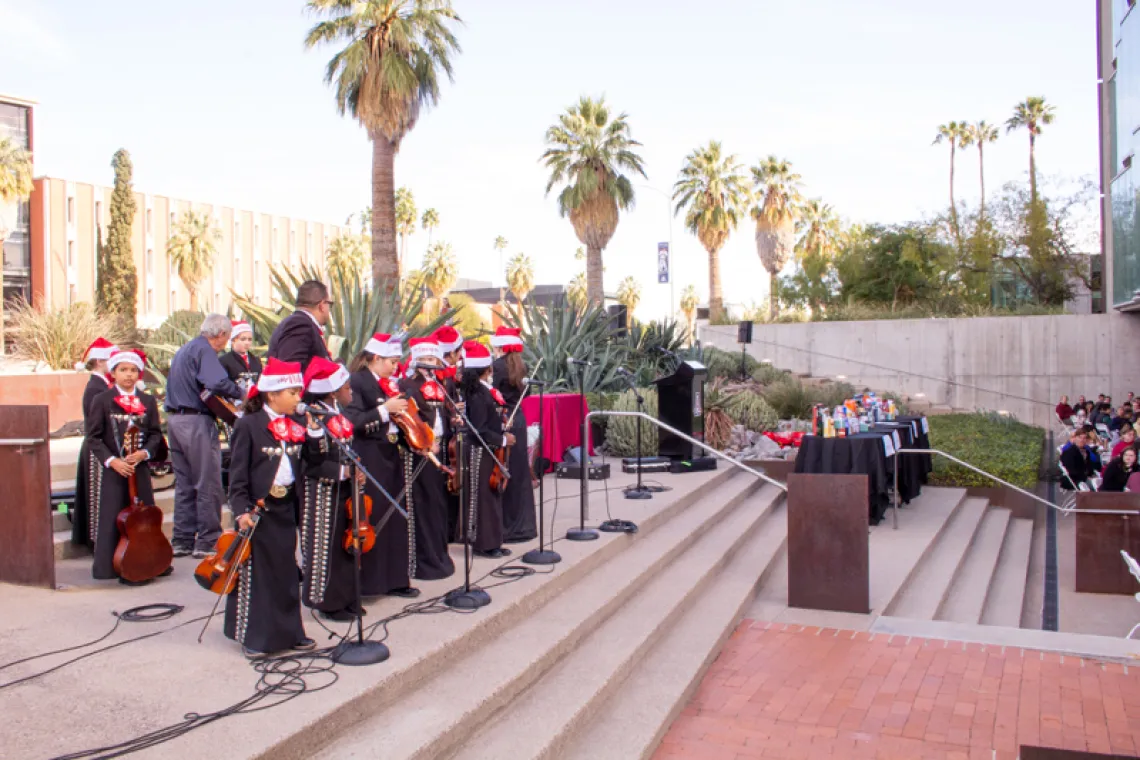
[654,621,1140,760]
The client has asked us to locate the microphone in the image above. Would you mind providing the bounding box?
[523,377,547,387]
[295,402,335,416]
[567,357,593,367]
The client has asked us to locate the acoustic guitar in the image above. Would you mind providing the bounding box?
[112,413,174,582]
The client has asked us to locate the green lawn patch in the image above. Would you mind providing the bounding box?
[926,412,1044,490]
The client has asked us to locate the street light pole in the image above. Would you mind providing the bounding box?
[638,184,674,319]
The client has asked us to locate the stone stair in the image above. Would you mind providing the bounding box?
[308,471,788,760]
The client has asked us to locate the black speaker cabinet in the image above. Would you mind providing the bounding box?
[737,320,753,344]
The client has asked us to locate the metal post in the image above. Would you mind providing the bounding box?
[893,458,899,530]
[567,371,598,541]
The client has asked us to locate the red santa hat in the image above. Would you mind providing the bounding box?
[230,320,253,340]
[463,340,492,370]
[79,337,118,368]
[490,326,523,353]
[365,332,403,358]
[409,337,443,362]
[432,325,463,353]
[303,356,351,396]
[253,357,304,394]
[107,349,144,372]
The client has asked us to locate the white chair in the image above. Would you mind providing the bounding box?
[1120,551,1140,639]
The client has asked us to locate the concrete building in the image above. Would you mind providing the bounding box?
[0,94,35,308]
[29,177,346,328]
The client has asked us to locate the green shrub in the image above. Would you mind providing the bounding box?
[585,390,620,435]
[10,299,131,370]
[752,362,789,385]
[760,378,815,420]
[726,389,779,432]
[605,387,658,457]
[702,346,758,382]
[926,413,1044,489]
[144,310,205,373]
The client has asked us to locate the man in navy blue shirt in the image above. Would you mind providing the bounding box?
[165,314,244,558]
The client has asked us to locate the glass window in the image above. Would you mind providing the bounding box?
[1112,167,1140,305]
[67,241,74,267]
[147,289,154,313]
[95,201,102,224]
[146,249,153,274]
[67,197,74,225]
[146,209,152,234]
[0,103,30,148]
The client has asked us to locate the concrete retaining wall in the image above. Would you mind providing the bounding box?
[699,313,1140,429]
[0,372,89,430]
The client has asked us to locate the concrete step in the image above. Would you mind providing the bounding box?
[981,517,1035,628]
[454,485,786,760]
[562,501,790,760]
[311,472,766,760]
[884,497,989,620]
[936,507,1012,624]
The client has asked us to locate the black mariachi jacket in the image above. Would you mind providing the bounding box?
[219,350,263,388]
[301,400,355,482]
[82,373,114,422]
[228,408,308,516]
[400,372,450,442]
[86,388,167,467]
[465,383,505,449]
[345,369,398,443]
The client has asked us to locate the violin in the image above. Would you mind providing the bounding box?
[112,413,174,583]
[194,504,262,595]
[343,486,376,554]
[489,414,510,495]
[447,437,461,494]
[392,391,455,477]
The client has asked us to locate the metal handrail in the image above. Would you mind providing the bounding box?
[893,448,1140,529]
[586,411,788,493]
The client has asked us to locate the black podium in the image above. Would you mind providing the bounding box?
[652,360,710,463]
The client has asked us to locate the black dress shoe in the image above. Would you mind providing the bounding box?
[159,566,174,577]
[319,609,356,623]
[118,577,150,586]
[292,637,318,651]
[172,546,192,558]
[385,586,421,598]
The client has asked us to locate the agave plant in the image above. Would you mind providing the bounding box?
[231,263,453,363]
[498,298,626,393]
[621,318,687,385]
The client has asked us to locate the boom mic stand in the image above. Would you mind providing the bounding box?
[522,380,561,565]
[309,411,395,666]
[438,390,491,610]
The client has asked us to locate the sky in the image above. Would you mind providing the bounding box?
[1,0,1101,320]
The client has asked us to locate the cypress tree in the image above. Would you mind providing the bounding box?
[96,149,138,327]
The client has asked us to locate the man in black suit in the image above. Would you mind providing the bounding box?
[267,279,332,372]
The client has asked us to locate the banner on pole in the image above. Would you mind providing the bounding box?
[657,242,669,284]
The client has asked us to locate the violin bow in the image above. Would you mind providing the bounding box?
[197,504,263,644]
[504,356,544,430]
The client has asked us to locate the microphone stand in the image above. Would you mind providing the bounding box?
[567,362,599,541]
[309,412,393,666]
[523,380,560,565]
[442,393,491,610]
[616,369,651,506]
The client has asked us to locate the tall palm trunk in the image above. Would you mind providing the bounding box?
[707,245,724,322]
[1028,132,1038,207]
[586,245,604,306]
[977,142,987,220]
[948,143,960,249]
[768,271,778,322]
[371,136,400,294]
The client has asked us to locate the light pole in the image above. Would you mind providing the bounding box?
[638,184,675,320]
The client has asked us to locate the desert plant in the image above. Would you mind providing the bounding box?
[927,412,1043,489]
[752,362,788,385]
[701,345,760,382]
[752,156,802,320]
[679,284,699,343]
[422,241,458,299]
[143,310,206,373]
[605,386,658,457]
[567,272,588,311]
[621,318,687,385]
[325,233,370,283]
[499,298,625,393]
[421,207,440,245]
[726,388,779,432]
[231,263,452,363]
[166,210,220,310]
[9,299,130,370]
[445,292,491,338]
[760,377,816,420]
[616,276,641,319]
[703,379,734,450]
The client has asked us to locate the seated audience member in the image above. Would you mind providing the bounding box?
[1073,407,1088,428]
[1111,424,1136,461]
[1092,403,1113,428]
[1101,446,1138,492]
[1060,429,1098,490]
[1110,403,1134,432]
[1056,395,1074,423]
[1080,424,1104,470]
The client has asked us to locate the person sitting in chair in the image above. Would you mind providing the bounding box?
[1101,446,1138,492]
[1060,429,1097,491]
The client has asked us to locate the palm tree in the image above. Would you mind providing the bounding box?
[1006,96,1056,205]
[395,186,416,278]
[422,241,458,299]
[617,276,641,320]
[751,156,803,320]
[567,272,588,311]
[166,210,220,310]
[305,1,461,295]
[679,284,699,344]
[493,235,508,291]
[574,246,585,262]
[326,232,369,282]
[933,121,969,246]
[960,121,1000,220]
[506,252,535,304]
[795,199,841,315]
[672,141,751,323]
[542,95,646,306]
[421,208,440,247]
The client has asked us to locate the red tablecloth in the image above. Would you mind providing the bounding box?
[521,393,594,472]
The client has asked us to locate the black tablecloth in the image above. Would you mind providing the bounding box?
[868,423,920,504]
[794,434,891,524]
[896,415,934,483]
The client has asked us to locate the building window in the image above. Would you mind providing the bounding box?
[235,220,240,243]
[254,224,260,255]
[147,289,154,313]
[95,201,102,224]
[67,197,75,225]
[67,241,75,268]
[146,209,152,234]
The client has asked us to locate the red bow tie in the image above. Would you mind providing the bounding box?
[269,416,306,443]
[114,395,146,416]
[421,380,445,403]
[435,366,456,382]
[326,414,354,439]
[380,376,401,398]
[490,388,506,407]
